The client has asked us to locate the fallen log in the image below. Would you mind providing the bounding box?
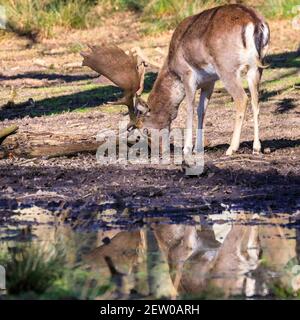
[0,125,19,145]
[13,142,101,159]
[8,137,138,159]
[1,128,209,160]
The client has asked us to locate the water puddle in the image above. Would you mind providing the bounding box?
[0,204,300,299]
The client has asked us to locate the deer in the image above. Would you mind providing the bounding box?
[81,4,270,157]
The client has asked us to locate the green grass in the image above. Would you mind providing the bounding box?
[68,42,85,54]
[0,243,65,295]
[109,0,222,14]
[110,0,300,34]
[263,74,299,89]
[0,71,157,117]
[1,0,299,39]
[2,0,99,39]
[259,0,300,19]
[140,0,224,34]
[109,0,148,11]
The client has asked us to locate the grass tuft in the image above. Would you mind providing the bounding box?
[0,243,65,295]
[0,242,111,299]
[1,0,99,40]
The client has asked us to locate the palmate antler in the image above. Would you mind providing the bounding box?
[81,43,146,127]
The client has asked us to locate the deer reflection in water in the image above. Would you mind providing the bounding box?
[84,212,299,299]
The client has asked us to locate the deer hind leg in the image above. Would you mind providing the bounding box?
[220,71,248,156]
[247,67,262,154]
[195,83,215,153]
[183,73,197,155]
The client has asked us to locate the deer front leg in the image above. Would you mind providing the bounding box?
[127,104,136,127]
[195,83,215,153]
[183,75,197,156]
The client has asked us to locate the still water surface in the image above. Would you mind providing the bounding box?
[1,205,300,299]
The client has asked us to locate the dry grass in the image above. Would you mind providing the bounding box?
[1,0,299,40]
[1,0,100,40]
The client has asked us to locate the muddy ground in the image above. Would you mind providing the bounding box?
[0,16,299,225]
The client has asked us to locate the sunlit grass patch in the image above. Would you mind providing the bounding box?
[2,0,100,40]
[259,0,300,19]
[108,0,148,12]
[110,0,300,34]
[141,0,223,34]
[2,0,299,39]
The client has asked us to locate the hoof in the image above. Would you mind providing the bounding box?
[183,146,193,156]
[225,147,236,156]
[181,152,206,176]
[252,149,262,155]
[182,154,194,168]
[253,141,261,154]
[182,163,203,176]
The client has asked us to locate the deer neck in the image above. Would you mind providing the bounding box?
[146,63,185,129]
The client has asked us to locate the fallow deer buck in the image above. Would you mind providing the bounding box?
[81,4,270,157]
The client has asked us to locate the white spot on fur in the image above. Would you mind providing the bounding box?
[242,23,258,68]
[262,23,270,47]
[241,22,269,67]
[261,23,270,58]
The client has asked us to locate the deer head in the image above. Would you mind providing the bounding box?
[81,43,147,130]
[81,43,179,136]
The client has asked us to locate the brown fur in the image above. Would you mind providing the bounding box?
[145,62,185,129]
[80,4,270,154]
[143,4,269,130]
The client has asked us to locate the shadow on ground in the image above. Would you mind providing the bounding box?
[0,160,299,219]
[206,138,300,154]
[273,98,298,114]
[0,72,157,120]
[0,72,97,83]
[266,49,300,69]
[0,49,299,121]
